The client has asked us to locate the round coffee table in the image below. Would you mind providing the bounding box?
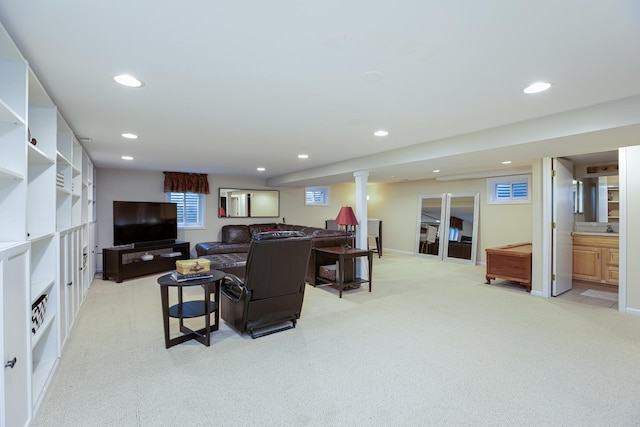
[157,270,225,348]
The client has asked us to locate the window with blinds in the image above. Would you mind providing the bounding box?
[167,192,205,228]
[488,175,531,204]
[305,186,329,206]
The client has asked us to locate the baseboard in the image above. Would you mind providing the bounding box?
[530,290,544,298]
[383,248,415,255]
[624,307,640,316]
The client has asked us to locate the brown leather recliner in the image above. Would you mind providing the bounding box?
[220,234,312,338]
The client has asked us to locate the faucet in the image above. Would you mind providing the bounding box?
[606,224,614,233]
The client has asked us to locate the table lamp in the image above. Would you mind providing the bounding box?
[335,206,358,249]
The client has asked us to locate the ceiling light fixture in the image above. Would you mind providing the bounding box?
[257,167,266,172]
[113,74,144,88]
[298,154,309,159]
[121,156,133,161]
[121,133,138,139]
[374,130,389,137]
[523,81,551,94]
[433,169,440,173]
[501,160,512,165]
[362,71,384,82]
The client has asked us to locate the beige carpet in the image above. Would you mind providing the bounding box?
[33,253,640,426]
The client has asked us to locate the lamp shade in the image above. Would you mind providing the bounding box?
[335,206,358,226]
[219,207,226,217]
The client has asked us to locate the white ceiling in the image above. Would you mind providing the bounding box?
[1,1,639,186]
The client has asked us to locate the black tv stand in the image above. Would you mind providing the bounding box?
[134,239,176,248]
[103,241,190,283]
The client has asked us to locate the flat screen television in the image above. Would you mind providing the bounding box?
[113,201,177,246]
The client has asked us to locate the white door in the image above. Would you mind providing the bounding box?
[58,232,68,347]
[553,158,574,296]
[2,244,31,427]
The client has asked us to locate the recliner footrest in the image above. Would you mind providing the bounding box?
[249,320,296,339]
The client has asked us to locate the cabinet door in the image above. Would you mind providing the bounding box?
[602,248,619,285]
[572,246,601,282]
[2,244,31,427]
[58,232,68,348]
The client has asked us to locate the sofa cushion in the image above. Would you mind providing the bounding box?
[222,225,251,244]
[249,223,278,237]
[196,242,251,255]
[201,253,247,279]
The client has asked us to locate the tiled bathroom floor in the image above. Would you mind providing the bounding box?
[554,284,619,309]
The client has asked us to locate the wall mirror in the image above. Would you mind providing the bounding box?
[416,194,445,258]
[574,175,618,223]
[218,188,280,218]
[416,192,479,265]
[443,193,479,264]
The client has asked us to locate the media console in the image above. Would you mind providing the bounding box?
[102,241,190,283]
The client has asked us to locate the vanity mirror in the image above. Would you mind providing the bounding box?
[574,176,618,223]
[218,188,280,218]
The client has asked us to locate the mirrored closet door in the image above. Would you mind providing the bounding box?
[416,192,479,265]
[443,193,479,265]
[416,194,446,258]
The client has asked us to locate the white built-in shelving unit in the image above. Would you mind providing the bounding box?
[0,21,96,427]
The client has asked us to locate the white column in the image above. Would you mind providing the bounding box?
[353,170,369,279]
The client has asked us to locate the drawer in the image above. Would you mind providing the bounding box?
[603,248,619,266]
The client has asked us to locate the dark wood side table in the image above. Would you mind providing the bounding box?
[157,270,225,348]
[313,246,373,298]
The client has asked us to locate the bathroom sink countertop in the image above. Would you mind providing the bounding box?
[572,231,619,236]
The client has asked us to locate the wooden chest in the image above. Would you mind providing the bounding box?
[485,243,532,292]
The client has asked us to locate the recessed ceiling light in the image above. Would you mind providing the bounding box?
[298,154,309,159]
[501,160,512,165]
[114,74,144,88]
[374,130,389,137]
[121,156,134,161]
[523,81,551,94]
[121,133,138,139]
[257,167,266,172]
[432,169,440,173]
[362,71,384,82]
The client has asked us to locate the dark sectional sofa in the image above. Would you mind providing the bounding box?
[195,223,353,285]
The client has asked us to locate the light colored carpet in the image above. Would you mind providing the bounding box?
[33,253,640,426]
[581,289,619,302]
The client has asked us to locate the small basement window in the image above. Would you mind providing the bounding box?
[167,192,205,228]
[305,186,329,206]
[487,175,531,204]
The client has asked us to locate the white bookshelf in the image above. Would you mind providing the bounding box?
[0,23,31,427]
[0,21,97,426]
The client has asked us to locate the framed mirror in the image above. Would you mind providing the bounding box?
[575,176,618,223]
[218,188,280,218]
[443,193,479,264]
[416,194,446,258]
[416,192,479,265]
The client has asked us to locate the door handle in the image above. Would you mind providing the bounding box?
[5,357,17,369]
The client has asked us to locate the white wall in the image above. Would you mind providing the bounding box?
[622,146,640,313]
[370,177,533,262]
[96,168,289,265]
[96,168,532,268]
[279,183,358,228]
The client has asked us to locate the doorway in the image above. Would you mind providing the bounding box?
[551,150,621,309]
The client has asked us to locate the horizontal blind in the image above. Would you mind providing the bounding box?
[168,192,200,226]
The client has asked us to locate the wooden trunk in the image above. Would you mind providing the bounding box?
[485,243,532,292]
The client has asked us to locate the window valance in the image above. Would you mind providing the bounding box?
[163,172,210,194]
